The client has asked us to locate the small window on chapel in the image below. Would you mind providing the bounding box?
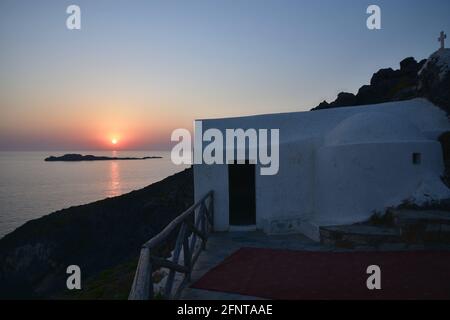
[412,153,421,165]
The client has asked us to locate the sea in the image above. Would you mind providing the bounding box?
[0,151,188,239]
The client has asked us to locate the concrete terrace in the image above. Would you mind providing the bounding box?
[178,227,450,299]
[180,231,330,299]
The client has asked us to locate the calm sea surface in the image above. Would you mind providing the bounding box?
[0,151,187,238]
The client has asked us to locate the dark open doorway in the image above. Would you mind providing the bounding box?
[228,161,256,226]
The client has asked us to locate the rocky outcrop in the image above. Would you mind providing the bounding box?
[0,168,193,299]
[418,49,450,113]
[312,50,450,112]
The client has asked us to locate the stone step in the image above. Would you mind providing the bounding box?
[392,210,450,227]
[320,225,402,249]
[422,224,450,243]
[391,210,450,244]
[320,210,450,248]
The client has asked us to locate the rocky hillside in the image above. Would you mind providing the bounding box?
[312,49,450,186]
[312,49,450,113]
[419,49,450,112]
[0,167,193,299]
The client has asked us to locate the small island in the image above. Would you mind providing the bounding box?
[45,153,163,162]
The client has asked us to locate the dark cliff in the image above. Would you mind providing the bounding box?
[0,167,193,299]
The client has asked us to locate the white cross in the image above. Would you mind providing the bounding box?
[438,31,446,50]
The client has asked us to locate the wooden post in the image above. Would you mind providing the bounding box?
[183,237,192,280]
[164,223,186,298]
[129,246,153,300]
[200,203,207,249]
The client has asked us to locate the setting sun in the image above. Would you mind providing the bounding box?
[111,138,118,145]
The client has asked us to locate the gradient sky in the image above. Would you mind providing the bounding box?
[1,0,449,150]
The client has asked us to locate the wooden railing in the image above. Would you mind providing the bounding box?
[128,191,214,300]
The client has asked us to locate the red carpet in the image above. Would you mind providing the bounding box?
[191,247,450,299]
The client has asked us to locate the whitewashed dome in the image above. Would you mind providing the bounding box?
[325,111,427,146]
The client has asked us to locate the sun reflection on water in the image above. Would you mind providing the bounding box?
[108,160,121,198]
